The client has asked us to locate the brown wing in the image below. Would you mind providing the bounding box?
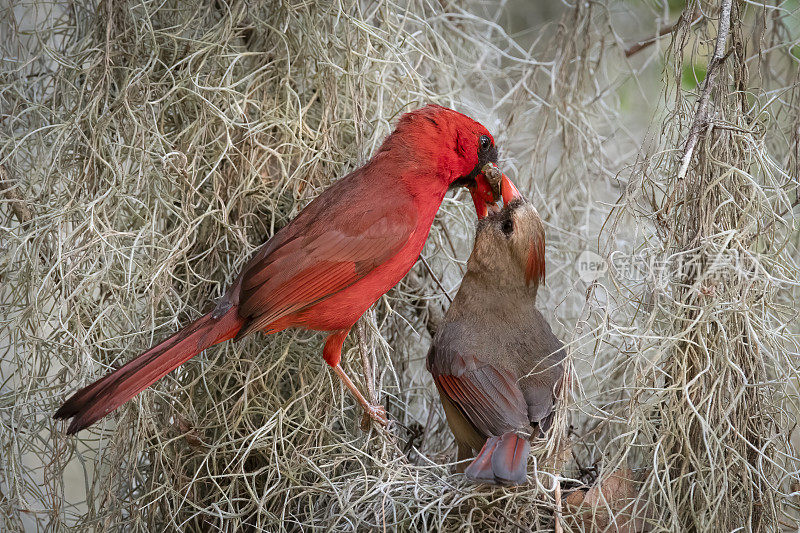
[426,329,531,439]
[235,205,417,336]
[520,309,566,431]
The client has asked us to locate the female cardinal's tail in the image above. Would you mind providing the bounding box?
[464,432,530,486]
[55,307,244,434]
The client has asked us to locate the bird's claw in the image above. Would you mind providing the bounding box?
[360,403,388,430]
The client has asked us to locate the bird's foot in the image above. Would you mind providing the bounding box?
[331,363,389,430]
[360,403,388,430]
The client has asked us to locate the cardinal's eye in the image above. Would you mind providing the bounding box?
[501,218,514,236]
[479,135,491,152]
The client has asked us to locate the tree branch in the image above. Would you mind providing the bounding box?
[675,1,732,183]
[624,8,702,58]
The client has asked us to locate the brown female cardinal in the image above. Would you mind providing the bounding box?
[426,194,565,485]
[55,104,518,434]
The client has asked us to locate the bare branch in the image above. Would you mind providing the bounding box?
[554,481,563,533]
[419,254,453,304]
[676,1,733,182]
[624,8,702,58]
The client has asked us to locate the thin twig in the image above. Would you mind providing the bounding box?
[624,8,702,58]
[554,481,563,533]
[419,254,453,304]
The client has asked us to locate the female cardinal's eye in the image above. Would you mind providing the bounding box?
[501,218,514,236]
[479,135,491,152]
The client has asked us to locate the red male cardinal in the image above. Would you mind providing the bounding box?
[426,193,565,485]
[55,104,518,434]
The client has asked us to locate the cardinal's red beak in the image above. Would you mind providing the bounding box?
[469,163,522,219]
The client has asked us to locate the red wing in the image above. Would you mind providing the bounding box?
[427,343,530,438]
[236,207,417,334]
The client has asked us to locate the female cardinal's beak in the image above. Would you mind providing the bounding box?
[469,163,522,219]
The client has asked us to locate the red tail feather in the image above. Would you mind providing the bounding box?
[464,432,530,486]
[55,307,244,434]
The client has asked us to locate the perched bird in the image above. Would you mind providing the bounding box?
[426,193,565,485]
[55,104,518,434]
